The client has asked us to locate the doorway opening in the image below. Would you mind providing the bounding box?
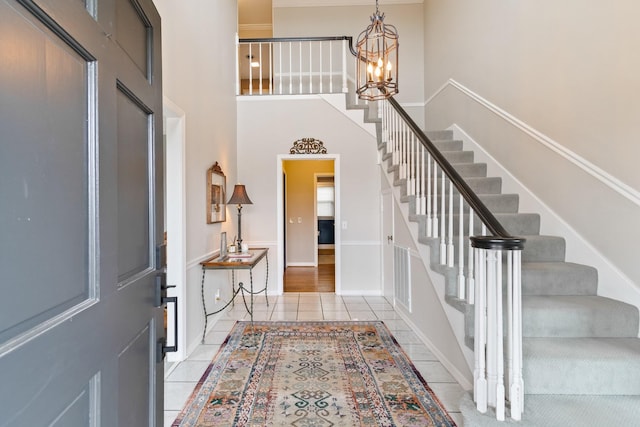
[277,155,341,294]
[163,97,186,362]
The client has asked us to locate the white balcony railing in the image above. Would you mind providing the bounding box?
[236,36,353,96]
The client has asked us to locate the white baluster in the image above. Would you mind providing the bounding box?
[402,123,407,180]
[426,152,432,235]
[258,43,263,94]
[432,162,438,239]
[341,39,348,93]
[447,180,454,267]
[486,249,498,408]
[495,249,505,421]
[406,132,412,195]
[309,41,313,93]
[289,41,292,94]
[510,249,524,420]
[329,41,333,93]
[440,170,446,265]
[457,195,466,299]
[319,41,323,93]
[467,210,475,304]
[268,43,273,94]
[474,247,487,412]
[420,145,426,215]
[249,43,253,95]
[279,43,283,94]
[299,42,303,94]
[235,37,240,95]
[393,114,399,166]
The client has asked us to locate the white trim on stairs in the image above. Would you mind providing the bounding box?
[426,79,640,208]
[452,124,640,332]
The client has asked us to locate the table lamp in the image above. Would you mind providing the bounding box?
[227,184,253,250]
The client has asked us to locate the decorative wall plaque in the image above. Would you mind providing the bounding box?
[289,138,327,154]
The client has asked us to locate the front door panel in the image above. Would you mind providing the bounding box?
[0,0,164,425]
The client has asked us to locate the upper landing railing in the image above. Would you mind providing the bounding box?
[237,35,526,422]
[237,36,355,96]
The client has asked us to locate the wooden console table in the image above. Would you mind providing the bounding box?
[199,248,269,342]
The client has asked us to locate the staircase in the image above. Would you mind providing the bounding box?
[376,126,640,425]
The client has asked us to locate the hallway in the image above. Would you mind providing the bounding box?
[164,293,466,426]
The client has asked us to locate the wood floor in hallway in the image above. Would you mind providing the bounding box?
[283,264,335,292]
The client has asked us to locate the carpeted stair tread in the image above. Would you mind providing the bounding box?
[464,295,639,339]
[459,392,640,426]
[523,337,640,395]
[452,162,487,177]
[522,262,598,295]
[425,130,453,140]
[519,235,566,262]
[522,296,640,337]
[415,193,520,214]
[431,139,464,151]
[441,150,474,164]
[448,212,540,236]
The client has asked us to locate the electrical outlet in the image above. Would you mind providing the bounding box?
[215,289,221,302]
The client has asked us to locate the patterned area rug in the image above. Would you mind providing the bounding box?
[173,321,457,426]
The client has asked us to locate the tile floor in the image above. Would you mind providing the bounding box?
[164,293,466,426]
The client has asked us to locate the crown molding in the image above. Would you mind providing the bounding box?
[273,0,422,7]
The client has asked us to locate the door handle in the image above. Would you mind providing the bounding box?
[155,273,178,359]
[387,235,393,243]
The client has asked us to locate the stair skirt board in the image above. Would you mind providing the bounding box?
[379,127,640,420]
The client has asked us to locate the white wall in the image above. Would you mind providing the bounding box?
[237,96,381,295]
[423,1,640,294]
[154,0,239,356]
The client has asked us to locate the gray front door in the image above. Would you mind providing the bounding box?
[0,0,164,425]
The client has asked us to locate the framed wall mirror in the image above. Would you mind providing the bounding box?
[207,162,226,223]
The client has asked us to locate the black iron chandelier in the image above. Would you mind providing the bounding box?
[356,0,399,101]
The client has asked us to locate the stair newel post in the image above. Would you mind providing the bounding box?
[457,196,466,299]
[474,246,488,413]
[467,211,475,304]
[439,170,447,264]
[447,180,455,267]
[510,249,524,421]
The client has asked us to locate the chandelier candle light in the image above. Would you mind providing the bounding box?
[227,184,253,251]
[356,0,399,101]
